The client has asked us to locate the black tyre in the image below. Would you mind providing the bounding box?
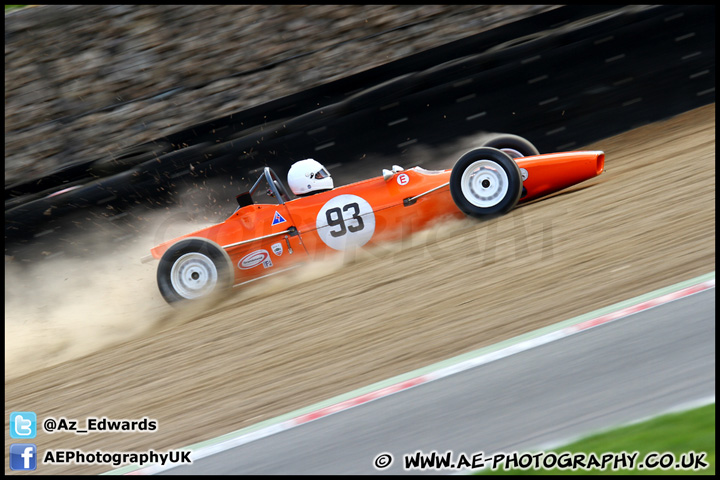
[482,134,539,159]
[157,237,234,305]
[449,147,523,217]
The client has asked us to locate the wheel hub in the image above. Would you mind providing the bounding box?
[170,252,219,299]
[461,160,509,208]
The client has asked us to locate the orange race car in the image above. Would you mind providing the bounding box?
[145,135,604,304]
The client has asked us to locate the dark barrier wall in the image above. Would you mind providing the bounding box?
[5,4,715,260]
[4,4,619,202]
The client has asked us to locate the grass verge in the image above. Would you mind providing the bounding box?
[6,5,28,13]
[481,403,714,475]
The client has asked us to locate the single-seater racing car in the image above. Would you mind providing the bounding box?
[144,135,605,304]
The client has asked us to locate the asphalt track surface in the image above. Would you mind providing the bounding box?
[161,287,715,475]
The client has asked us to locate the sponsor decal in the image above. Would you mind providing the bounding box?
[272,211,287,225]
[397,173,410,186]
[238,249,273,269]
[520,168,529,181]
[316,194,376,251]
[271,242,283,256]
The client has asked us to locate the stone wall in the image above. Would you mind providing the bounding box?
[4,5,554,187]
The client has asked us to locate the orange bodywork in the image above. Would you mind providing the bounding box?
[150,150,604,287]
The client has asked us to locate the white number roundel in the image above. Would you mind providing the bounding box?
[316,194,375,251]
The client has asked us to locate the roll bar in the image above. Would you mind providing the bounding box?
[249,167,292,204]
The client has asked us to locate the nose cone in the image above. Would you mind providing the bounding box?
[595,151,605,175]
[515,150,607,202]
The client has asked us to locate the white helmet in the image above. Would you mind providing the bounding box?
[287,158,334,196]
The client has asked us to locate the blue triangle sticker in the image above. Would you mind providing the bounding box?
[272,211,287,225]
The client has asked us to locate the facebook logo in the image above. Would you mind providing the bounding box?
[10,444,37,470]
[10,411,37,438]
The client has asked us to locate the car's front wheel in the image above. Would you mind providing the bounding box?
[449,147,523,218]
[157,238,233,305]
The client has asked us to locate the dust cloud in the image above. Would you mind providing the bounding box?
[5,229,160,379]
[4,135,488,379]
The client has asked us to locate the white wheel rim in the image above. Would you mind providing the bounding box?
[170,252,218,299]
[499,147,524,159]
[460,160,509,208]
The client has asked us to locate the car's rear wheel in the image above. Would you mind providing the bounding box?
[482,134,539,159]
[157,238,233,305]
[449,147,523,217]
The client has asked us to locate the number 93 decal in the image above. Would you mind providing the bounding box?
[316,194,376,250]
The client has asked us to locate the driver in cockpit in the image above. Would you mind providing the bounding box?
[287,158,334,197]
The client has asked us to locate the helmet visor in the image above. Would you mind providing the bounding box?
[314,168,330,180]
